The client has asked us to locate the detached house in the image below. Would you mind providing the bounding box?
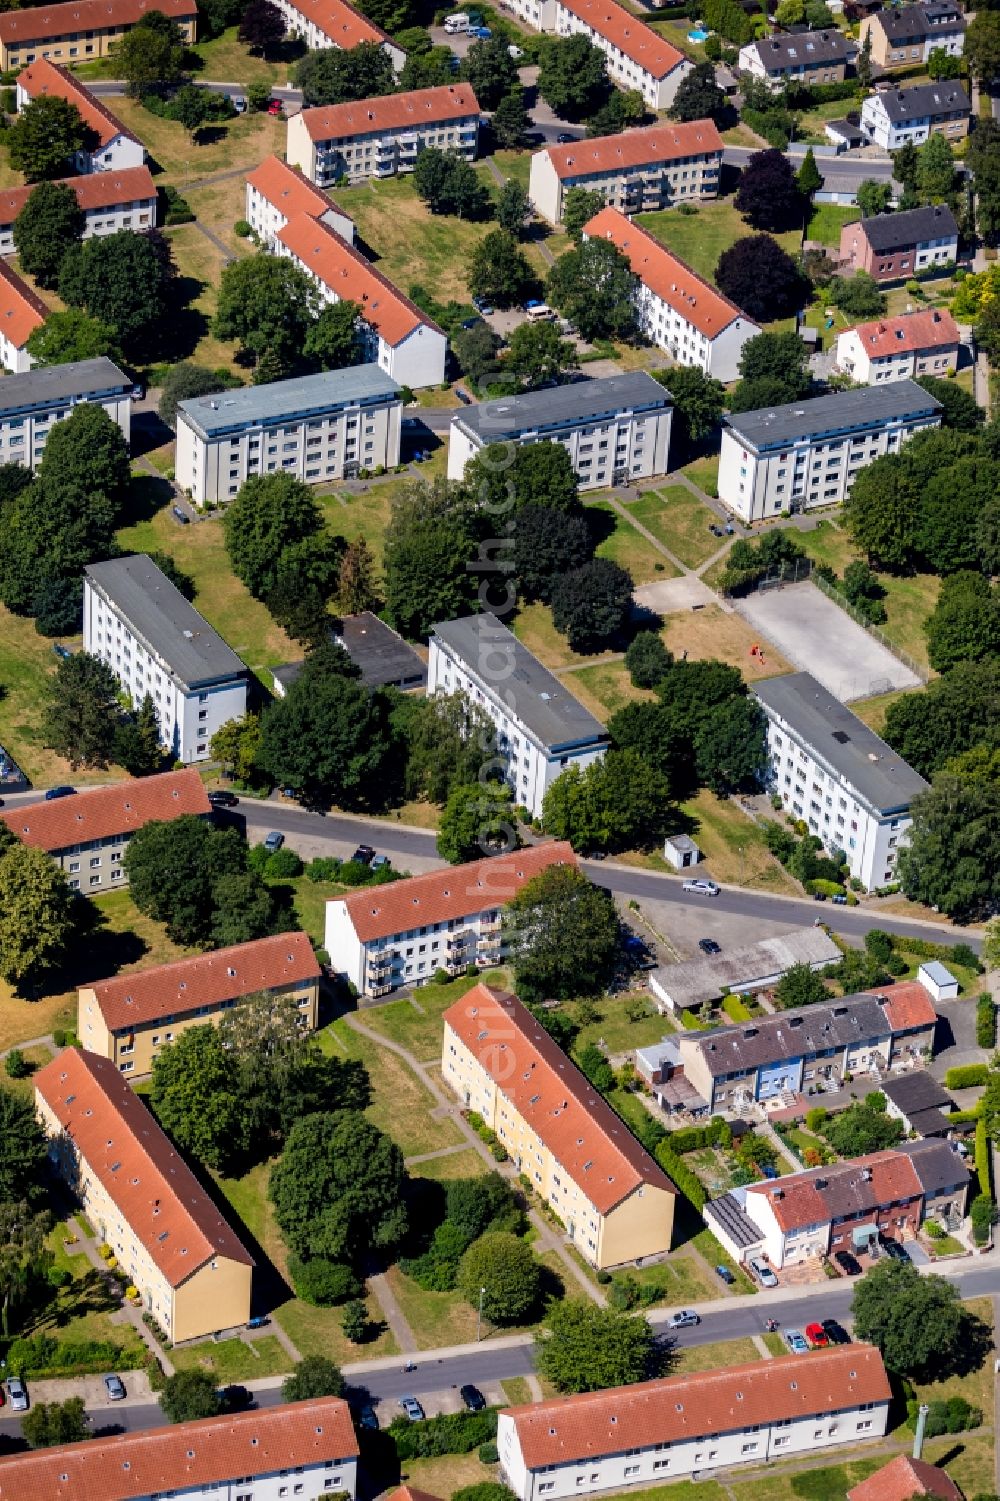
[860,81,970,152]
[860,0,965,70]
[15,59,145,173]
[836,308,960,385]
[738,29,856,90]
[839,204,959,282]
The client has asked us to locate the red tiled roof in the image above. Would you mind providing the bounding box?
[246,153,352,224]
[545,118,722,180]
[585,205,756,339]
[0,257,46,348]
[34,1048,253,1286]
[504,1346,891,1467]
[16,58,139,148]
[445,984,676,1213]
[745,1148,924,1233]
[0,770,211,853]
[0,0,196,45]
[88,931,320,1032]
[847,1454,963,1501]
[880,980,938,1032]
[846,307,960,359]
[343,842,576,942]
[0,1397,358,1501]
[387,1488,446,1501]
[559,0,685,78]
[280,0,393,49]
[298,82,479,141]
[0,164,156,227]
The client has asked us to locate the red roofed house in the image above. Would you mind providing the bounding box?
[35,1047,252,1340]
[584,207,761,381]
[78,930,322,1077]
[847,1453,964,1501]
[835,307,960,386]
[326,841,578,995]
[0,769,211,895]
[272,0,404,69]
[0,165,157,254]
[16,59,145,174]
[0,257,46,372]
[508,0,690,109]
[443,984,678,1266]
[0,0,197,72]
[245,154,355,251]
[497,1347,892,1495]
[287,82,480,187]
[0,1396,359,1501]
[528,118,722,226]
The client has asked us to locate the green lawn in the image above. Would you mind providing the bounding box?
[276,1292,398,1365]
[569,992,672,1056]
[680,453,720,500]
[0,605,94,788]
[590,500,673,584]
[673,788,800,894]
[172,1335,291,1382]
[562,661,651,721]
[690,1227,756,1294]
[646,485,723,569]
[878,571,940,670]
[514,602,623,671]
[635,200,801,289]
[189,26,290,84]
[806,204,858,249]
[409,1147,488,1181]
[795,519,856,575]
[355,969,508,1063]
[671,1336,760,1374]
[848,688,913,734]
[623,1250,719,1309]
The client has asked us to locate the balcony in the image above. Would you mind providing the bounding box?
[479,918,501,934]
[367,949,393,974]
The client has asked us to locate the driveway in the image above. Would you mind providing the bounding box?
[928,996,983,1083]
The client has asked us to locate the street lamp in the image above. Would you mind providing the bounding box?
[477,1286,487,1343]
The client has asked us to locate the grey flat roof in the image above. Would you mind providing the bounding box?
[858,203,958,254]
[431,612,608,753]
[919,960,956,986]
[85,555,246,690]
[337,611,426,689]
[754,671,928,814]
[723,379,941,453]
[878,83,969,123]
[451,372,671,445]
[650,928,841,1010]
[0,357,129,418]
[177,364,401,440]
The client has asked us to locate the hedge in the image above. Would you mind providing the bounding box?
[905,1395,981,1436]
[389,1409,498,1460]
[975,1116,993,1202]
[668,1117,732,1154]
[654,1139,706,1212]
[899,937,983,972]
[944,1063,989,1090]
[6,1334,138,1378]
[976,994,996,1051]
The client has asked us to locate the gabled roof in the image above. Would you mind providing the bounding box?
[559,0,686,78]
[0,164,157,227]
[873,82,970,124]
[844,307,959,359]
[747,27,855,67]
[16,58,139,149]
[847,1454,963,1501]
[584,206,757,341]
[879,980,939,1032]
[246,153,352,225]
[881,1071,951,1115]
[848,203,959,254]
[0,1397,358,1501]
[445,984,677,1213]
[280,0,395,48]
[897,1137,972,1195]
[543,118,722,180]
[744,1149,924,1232]
[34,1048,253,1286]
[298,82,479,141]
[0,770,211,853]
[0,0,196,44]
[0,257,46,349]
[871,2,965,42]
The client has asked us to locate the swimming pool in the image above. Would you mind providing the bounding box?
[688,27,709,39]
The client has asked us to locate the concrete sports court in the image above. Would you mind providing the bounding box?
[733,581,922,703]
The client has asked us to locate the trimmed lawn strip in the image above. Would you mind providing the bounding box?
[357,969,508,1062]
[806,203,858,247]
[690,1227,756,1294]
[189,26,290,84]
[678,787,800,894]
[647,485,723,568]
[878,571,939,670]
[501,1376,533,1404]
[562,662,652,719]
[635,201,800,289]
[172,1335,290,1382]
[845,687,913,734]
[408,1148,488,1182]
[316,484,395,571]
[383,1265,479,1349]
[680,455,719,501]
[514,602,622,671]
[591,501,674,584]
[794,519,855,575]
[671,1336,760,1374]
[106,96,286,183]
[911,1295,995,1416]
[277,1293,398,1365]
[319,1018,466,1157]
[571,993,673,1056]
[729,1455,885,1501]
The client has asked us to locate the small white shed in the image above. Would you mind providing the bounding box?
[663,833,701,870]
[918,961,959,1003]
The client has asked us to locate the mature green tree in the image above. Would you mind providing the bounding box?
[0,1201,51,1338]
[551,558,633,650]
[25,309,121,367]
[43,652,122,769]
[856,178,892,219]
[546,238,637,342]
[338,536,379,613]
[382,477,480,639]
[466,440,580,514]
[13,182,84,287]
[652,365,725,448]
[437,779,519,862]
[59,230,174,352]
[656,658,747,742]
[341,1298,369,1343]
[158,363,233,427]
[461,36,519,108]
[8,96,87,182]
[562,186,606,243]
[884,660,1000,778]
[453,319,504,386]
[536,1298,659,1393]
[22,1397,88,1448]
[394,690,494,805]
[736,330,811,400]
[585,88,645,139]
[238,0,285,53]
[457,1232,540,1324]
[693,695,768,796]
[282,1356,347,1402]
[513,505,593,603]
[151,1025,248,1171]
[161,1370,223,1424]
[453,1487,518,1501]
[399,45,456,91]
[824,1099,904,1157]
[496,179,531,239]
[223,472,326,599]
[843,455,918,571]
[852,1261,967,1378]
[587,748,674,851]
[734,149,803,232]
[715,235,808,323]
[925,573,1000,672]
[40,400,131,503]
[0,841,78,990]
[209,870,288,948]
[169,82,226,139]
[505,319,579,388]
[469,229,538,309]
[114,693,163,776]
[118,11,186,93]
[914,131,956,204]
[797,146,823,200]
[537,34,610,121]
[978,495,1000,575]
[826,271,886,319]
[773,962,829,1010]
[898,769,1000,920]
[504,863,619,1001]
[293,42,395,106]
[214,253,317,375]
[124,815,249,945]
[0,1088,48,1203]
[624,631,673,690]
[413,149,492,219]
[492,86,530,150]
[210,713,262,786]
[669,60,727,123]
[448,1173,523,1241]
[304,299,367,371]
[916,375,983,433]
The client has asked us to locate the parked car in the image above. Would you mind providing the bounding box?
[51,643,72,661]
[748,1257,778,1288]
[208,790,239,808]
[472,297,494,315]
[667,1310,700,1329]
[263,831,285,853]
[399,1396,425,1422]
[267,99,284,116]
[822,1319,850,1345]
[804,1323,829,1349]
[834,1249,862,1276]
[460,1384,486,1411]
[172,505,190,524]
[881,1238,910,1263]
[352,845,376,866]
[45,785,75,801]
[371,854,391,870]
[784,1328,809,1355]
[104,1374,126,1401]
[715,1263,735,1285]
[507,43,523,57]
[358,1403,379,1430]
[698,938,721,955]
[556,131,575,142]
[231,94,247,113]
[682,879,720,897]
[246,1315,269,1330]
[7,1378,28,1412]
[219,1384,255,1413]
[455,386,472,403]
[471,25,491,35]
[760,1164,780,1180]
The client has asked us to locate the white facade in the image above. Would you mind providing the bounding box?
[0,329,32,374]
[245,177,354,251]
[271,0,405,67]
[287,87,479,187]
[835,316,959,386]
[632,277,755,382]
[327,889,506,995]
[14,67,146,174]
[503,0,689,109]
[15,82,145,173]
[0,357,131,471]
[0,177,156,253]
[859,87,969,151]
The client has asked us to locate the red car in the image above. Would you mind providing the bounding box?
[267,99,284,117]
[805,1322,830,1348]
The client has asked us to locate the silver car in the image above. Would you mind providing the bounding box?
[682,879,720,897]
[7,1377,28,1412]
[104,1374,126,1401]
[749,1257,778,1288]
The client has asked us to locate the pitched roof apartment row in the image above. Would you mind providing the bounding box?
[0,768,211,853]
[246,152,351,223]
[0,0,196,45]
[0,256,47,349]
[279,0,396,49]
[542,117,722,179]
[558,0,685,79]
[0,164,156,228]
[297,80,479,140]
[16,57,139,148]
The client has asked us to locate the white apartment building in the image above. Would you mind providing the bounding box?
[0,257,45,373]
[859,81,970,151]
[505,0,690,109]
[754,671,929,891]
[498,1347,892,1497]
[836,308,960,385]
[428,612,610,819]
[718,380,942,522]
[84,555,248,763]
[0,1396,359,1500]
[584,207,761,381]
[245,153,355,250]
[276,213,447,387]
[175,365,402,505]
[325,842,576,994]
[738,28,856,89]
[287,83,480,186]
[0,356,131,470]
[271,0,404,67]
[0,164,157,252]
[15,58,145,173]
[528,117,722,226]
[447,371,673,489]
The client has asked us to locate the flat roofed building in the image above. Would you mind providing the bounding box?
[288,83,480,186]
[0,0,196,70]
[273,612,426,698]
[79,931,321,1077]
[583,207,761,381]
[860,0,964,69]
[753,671,929,890]
[839,203,959,282]
[645,927,841,1018]
[0,769,211,894]
[444,984,677,1266]
[175,364,402,505]
[326,842,576,994]
[272,0,404,66]
[0,355,131,469]
[504,0,689,108]
[528,118,722,226]
[447,370,673,490]
[0,1397,359,1501]
[718,379,942,522]
[498,1346,892,1495]
[860,81,970,152]
[35,1047,252,1340]
[0,258,46,373]
[738,28,856,89]
[245,154,355,250]
[428,612,609,818]
[0,165,157,253]
[836,307,960,385]
[84,555,248,761]
[15,59,145,173]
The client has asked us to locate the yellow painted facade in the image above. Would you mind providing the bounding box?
[1,14,196,71]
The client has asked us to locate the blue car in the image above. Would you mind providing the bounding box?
[784,1329,809,1355]
[45,785,75,801]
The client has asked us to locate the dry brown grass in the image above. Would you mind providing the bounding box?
[661,606,793,680]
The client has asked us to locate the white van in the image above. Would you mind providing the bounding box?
[445,12,470,30]
[525,303,555,322]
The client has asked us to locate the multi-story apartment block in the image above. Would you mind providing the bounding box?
[506,0,690,109]
[0,0,196,71]
[326,843,576,995]
[583,208,761,381]
[16,59,145,173]
[0,258,46,373]
[245,153,355,250]
[738,28,856,89]
[35,1047,253,1340]
[0,165,158,252]
[718,380,942,523]
[836,307,960,385]
[860,0,965,70]
[79,931,321,1076]
[271,0,404,67]
[447,371,673,490]
[444,984,677,1266]
[498,1347,891,1495]
[175,365,402,505]
[754,671,929,891]
[0,356,131,470]
[860,81,970,151]
[277,212,447,387]
[84,555,248,761]
[527,118,722,226]
[288,83,480,186]
[428,612,610,819]
[0,770,212,893]
[0,1397,359,1501]
[839,204,959,282]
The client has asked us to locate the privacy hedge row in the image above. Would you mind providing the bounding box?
[944,1063,989,1090]
[976,994,996,1050]
[389,1409,498,1460]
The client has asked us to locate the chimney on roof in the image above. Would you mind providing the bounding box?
[861,1167,872,1182]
